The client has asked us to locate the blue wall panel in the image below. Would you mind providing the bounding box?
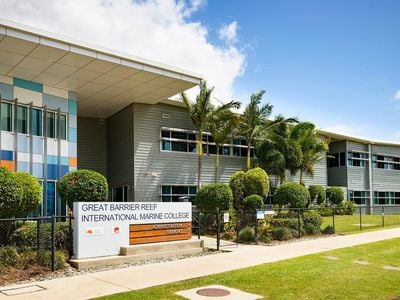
[0,83,13,100]
[17,162,29,172]
[1,150,13,160]
[13,78,43,93]
[43,94,68,113]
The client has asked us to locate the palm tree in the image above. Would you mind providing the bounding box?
[209,105,240,182]
[289,122,329,185]
[181,81,240,189]
[239,90,273,170]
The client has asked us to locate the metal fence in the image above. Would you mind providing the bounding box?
[0,215,73,271]
[192,205,400,250]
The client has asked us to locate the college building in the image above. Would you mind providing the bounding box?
[1,19,399,216]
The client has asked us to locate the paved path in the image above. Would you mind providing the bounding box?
[1,228,399,300]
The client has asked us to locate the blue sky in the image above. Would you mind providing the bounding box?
[192,0,400,141]
[0,0,399,141]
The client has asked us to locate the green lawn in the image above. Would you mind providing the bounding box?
[96,238,400,300]
[322,214,400,234]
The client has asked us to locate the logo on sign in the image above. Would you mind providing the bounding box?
[113,226,121,234]
[85,227,104,236]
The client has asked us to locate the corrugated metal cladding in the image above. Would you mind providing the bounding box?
[372,145,400,191]
[373,145,400,156]
[133,103,247,202]
[285,158,328,187]
[77,118,107,177]
[328,167,347,187]
[347,167,369,190]
[347,141,368,152]
[107,104,134,200]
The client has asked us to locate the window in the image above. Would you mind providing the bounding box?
[1,102,12,131]
[373,154,400,171]
[160,127,253,158]
[59,114,67,140]
[328,153,339,168]
[348,190,369,205]
[32,108,42,136]
[348,151,368,167]
[46,111,56,138]
[161,185,197,204]
[374,191,400,205]
[111,186,128,202]
[17,105,28,134]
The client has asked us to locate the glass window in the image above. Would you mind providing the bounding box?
[17,105,28,134]
[171,131,187,139]
[161,185,197,204]
[171,141,187,152]
[59,114,67,140]
[1,102,12,131]
[161,130,170,138]
[162,141,171,151]
[340,152,345,166]
[32,108,42,136]
[46,111,56,138]
[46,181,56,216]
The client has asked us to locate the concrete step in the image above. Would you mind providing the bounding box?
[120,239,204,256]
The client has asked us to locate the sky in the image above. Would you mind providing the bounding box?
[0,0,399,141]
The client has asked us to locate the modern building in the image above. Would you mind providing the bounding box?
[1,19,399,217]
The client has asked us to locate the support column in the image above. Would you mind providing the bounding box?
[368,144,374,214]
[13,98,18,171]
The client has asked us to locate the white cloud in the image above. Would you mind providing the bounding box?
[0,0,245,103]
[394,90,400,100]
[218,21,238,45]
[322,123,368,138]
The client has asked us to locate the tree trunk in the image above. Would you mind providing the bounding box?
[246,140,252,170]
[197,133,203,190]
[215,145,220,183]
[299,170,304,186]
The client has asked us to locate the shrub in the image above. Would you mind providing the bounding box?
[243,167,269,198]
[196,183,232,212]
[37,250,67,270]
[326,186,344,205]
[258,234,271,243]
[322,225,335,234]
[223,207,238,234]
[338,201,357,215]
[318,202,333,216]
[271,227,293,241]
[308,185,326,205]
[238,226,255,242]
[243,194,263,211]
[274,182,310,208]
[0,167,23,218]
[10,221,72,250]
[14,172,42,217]
[271,218,304,236]
[229,171,245,211]
[303,210,322,228]
[0,246,20,267]
[57,169,108,209]
[304,224,321,235]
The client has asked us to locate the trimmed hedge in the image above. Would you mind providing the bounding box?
[57,169,108,209]
[243,194,263,210]
[308,185,326,205]
[0,167,23,218]
[274,182,310,208]
[196,183,232,212]
[326,186,344,205]
[229,171,245,211]
[15,172,42,217]
[243,167,269,198]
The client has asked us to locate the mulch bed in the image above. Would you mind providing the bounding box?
[0,266,50,286]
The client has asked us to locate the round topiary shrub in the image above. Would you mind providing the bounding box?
[304,223,320,235]
[271,227,293,241]
[243,167,269,198]
[57,169,108,209]
[274,182,310,208]
[196,183,232,212]
[326,186,344,205]
[243,194,264,211]
[308,185,326,205]
[14,172,42,217]
[238,226,255,242]
[0,167,23,218]
[229,171,245,211]
[303,210,323,228]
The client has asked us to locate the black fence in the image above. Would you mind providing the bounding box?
[0,215,73,271]
[192,205,400,250]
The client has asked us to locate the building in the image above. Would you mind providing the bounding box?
[1,19,399,217]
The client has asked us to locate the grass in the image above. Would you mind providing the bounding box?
[96,238,400,300]
[322,214,400,234]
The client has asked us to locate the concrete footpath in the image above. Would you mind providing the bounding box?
[1,228,399,300]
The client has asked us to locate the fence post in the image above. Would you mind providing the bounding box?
[297,208,301,238]
[332,206,335,233]
[216,208,220,251]
[36,218,41,250]
[359,206,362,231]
[382,206,385,228]
[68,213,73,259]
[197,211,201,239]
[51,215,55,272]
[236,210,239,247]
[254,209,258,243]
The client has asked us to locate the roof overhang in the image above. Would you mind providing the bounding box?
[0,18,202,118]
[320,130,400,147]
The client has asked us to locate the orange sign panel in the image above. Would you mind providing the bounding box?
[129,222,192,245]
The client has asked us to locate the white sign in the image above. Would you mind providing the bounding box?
[223,212,230,223]
[256,210,265,220]
[264,210,275,216]
[73,202,192,259]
